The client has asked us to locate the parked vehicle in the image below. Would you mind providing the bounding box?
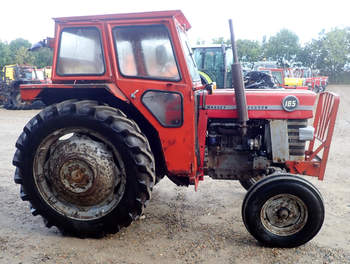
[0,64,46,109]
[296,68,328,93]
[257,67,309,90]
[13,11,339,248]
[192,44,233,88]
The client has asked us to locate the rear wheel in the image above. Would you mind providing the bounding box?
[13,100,155,237]
[13,92,28,109]
[242,174,324,248]
[10,92,44,110]
[4,91,28,110]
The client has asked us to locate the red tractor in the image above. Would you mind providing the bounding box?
[293,67,328,93]
[14,11,339,248]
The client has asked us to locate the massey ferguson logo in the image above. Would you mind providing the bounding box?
[282,95,299,112]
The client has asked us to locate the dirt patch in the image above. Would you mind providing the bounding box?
[0,85,349,263]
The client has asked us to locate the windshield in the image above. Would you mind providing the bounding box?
[193,47,225,71]
[177,28,201,83]
[23,71,33,80]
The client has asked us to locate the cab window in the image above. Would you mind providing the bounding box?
[57,27,105,75]
[113,25,180,81]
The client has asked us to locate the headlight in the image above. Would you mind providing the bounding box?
[299,126,315,141]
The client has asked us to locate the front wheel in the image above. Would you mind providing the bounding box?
[13,100,155,237]
[242,174,324,248]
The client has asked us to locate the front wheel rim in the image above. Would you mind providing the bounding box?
[260,194,308,236]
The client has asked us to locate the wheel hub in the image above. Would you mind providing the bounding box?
[60,159,94,193]
[260,194,308,236]
[277,208,290,220]
[34,128,126,220]
[47,135,116,207]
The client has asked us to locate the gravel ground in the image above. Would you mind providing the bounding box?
[0,85,349,264]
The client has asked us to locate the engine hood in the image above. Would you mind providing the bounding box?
[203,89,317,119]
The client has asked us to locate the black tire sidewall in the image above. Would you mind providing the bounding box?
[239,178,256,190]
[243,178,324,248]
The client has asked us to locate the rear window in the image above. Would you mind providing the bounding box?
[57,27,105,75]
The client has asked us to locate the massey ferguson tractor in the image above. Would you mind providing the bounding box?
[13,11,339,248]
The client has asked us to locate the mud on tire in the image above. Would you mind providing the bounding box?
[13,100,155,237]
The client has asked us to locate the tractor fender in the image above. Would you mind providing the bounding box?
[20,83,129,104]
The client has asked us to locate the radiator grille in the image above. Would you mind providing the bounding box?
[288,119,307,160]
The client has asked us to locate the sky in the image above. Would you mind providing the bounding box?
[0,0,348,45]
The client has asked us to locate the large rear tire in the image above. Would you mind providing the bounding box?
[242,174,324,248]
[13,100,155,237]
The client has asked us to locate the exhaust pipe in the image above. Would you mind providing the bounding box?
[229,19,249,136]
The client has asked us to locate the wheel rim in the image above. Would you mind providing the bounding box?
[34,128,126,221]
[260,194,308,236]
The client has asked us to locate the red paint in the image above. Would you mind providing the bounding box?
[204,89,316,119]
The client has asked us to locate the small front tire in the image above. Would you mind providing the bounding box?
[242,174,324,248]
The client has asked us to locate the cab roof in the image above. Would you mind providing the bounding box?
[53,10,191,30]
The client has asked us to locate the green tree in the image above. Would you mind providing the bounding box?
[296,40,321,69]
[0,38,52,68]
[317,28,350,82]
[6,38,38,66]
[0,41,11,68]
[263,29,301,67]
[33,47,53,68]
[211,38,262,68]
[236,39,262,68]
[211,37,231,46]
[9,38,31,62]
[14,46,35,65]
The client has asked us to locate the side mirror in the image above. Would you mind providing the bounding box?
[28,38,55,52]
[205,82,216,94]
[28,40,46,52]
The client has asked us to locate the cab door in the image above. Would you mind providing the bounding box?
[108,20,200,181]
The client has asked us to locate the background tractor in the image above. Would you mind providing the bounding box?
[0,64,46,109]
[192,44,233,88]
[192,45,277,89]
[13,10,339,248]
[294,67,328,93]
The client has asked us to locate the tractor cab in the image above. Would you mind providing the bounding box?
[21,10,204,184]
